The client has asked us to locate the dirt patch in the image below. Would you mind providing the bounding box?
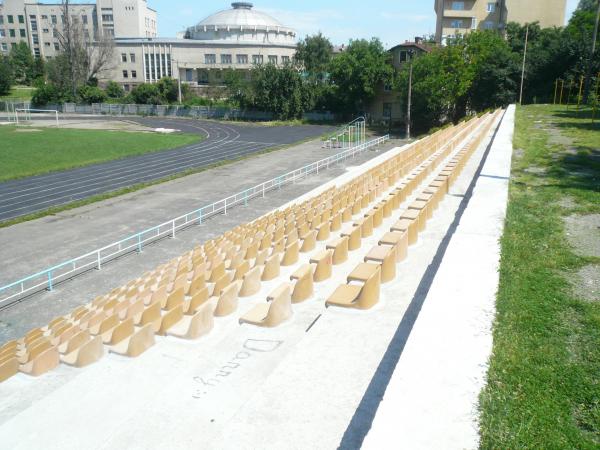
[572,265,600,303]
[15,128,42,132]
[546,127,574,147]
[514,148,525,159]
[557,196,577,210]
[524,166,547,175]
[564,214,600,258]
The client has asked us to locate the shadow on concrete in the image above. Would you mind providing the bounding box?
[338,110,507,450]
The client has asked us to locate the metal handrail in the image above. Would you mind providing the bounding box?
[0,135,390,307]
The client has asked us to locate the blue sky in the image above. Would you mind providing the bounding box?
[154,0,581,46]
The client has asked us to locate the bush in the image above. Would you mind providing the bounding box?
[77,85,107,104]
[105,81,124,98]
[0,55,14,96]
[31,83,65,106]
[130,83,163,105]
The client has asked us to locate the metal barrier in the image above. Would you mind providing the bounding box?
[0,134,390,307]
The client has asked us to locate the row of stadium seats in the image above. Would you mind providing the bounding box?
[0,111,498,383]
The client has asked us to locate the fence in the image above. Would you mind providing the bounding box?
[1,100,337,122]
[0,134,390,308]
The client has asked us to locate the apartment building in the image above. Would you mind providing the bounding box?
[434,0,567,43]
[0,0,156,58]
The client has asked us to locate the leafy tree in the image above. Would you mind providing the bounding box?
[156,77,179,103]
[295,32,333,79]
[10,42,35,84]
[328,38,393,114]
[464,31,519,109]
[77,85,107,104]
[0,55,14,95]
[105,81,124,98]
[31,83,64,105]
[130,83,162,104]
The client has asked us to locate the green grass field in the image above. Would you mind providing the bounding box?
[479,105,600,448]
[0,86,35,101]
[0,126,200,181]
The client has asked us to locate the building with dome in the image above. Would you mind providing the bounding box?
[100,2,297,92]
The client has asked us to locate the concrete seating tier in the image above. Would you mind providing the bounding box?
[1,111,500,383]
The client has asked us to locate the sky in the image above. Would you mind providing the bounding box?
[58,0,581,47]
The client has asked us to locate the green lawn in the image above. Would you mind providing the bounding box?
[0,126,200,181]
[479,105,600,448]
[0,85,35,101]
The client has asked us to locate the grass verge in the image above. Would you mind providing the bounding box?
[479,104,600,448]
[0,126,200,181]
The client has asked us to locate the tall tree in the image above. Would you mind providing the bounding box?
[0,54,14,95]
[295,32,333,79]
[9,42,35,84]
[328,38,393,114]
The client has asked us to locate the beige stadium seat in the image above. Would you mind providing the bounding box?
[290,264,314,303]
[327,236,349,265]
[109,323,155,358]
[213,280,242,317]
[401,208,424,232]
[341,225,362,251]
[391,218,418,245]
[261,253,281,281]
[316,222,331,241]
[254,248,269,266]
[164,287,185,311]
[58,331,89,354]
[310,249,334,282]
[79,311,107,332]
[187,271,207,297]
[49,324,79,347]
[355,215,373,238]
[120,298,145,321]
[103,318,135,345]
[239,284,293,328]
[157,305,184,336]
[364,245,396,283]
[148,285,168,307]
[239,266,262,297]
[281,240,300,266]
[167,303,215,340]
[89,313,120,337]
[0,357,19,383]
[300,230,317,253]
[19,346,60,376]
[138,301,163,332]
[61,335,104,368]
[208,261,226,283]
[184,286,210,314]
[330,212,342,232]
[379,231,408,262]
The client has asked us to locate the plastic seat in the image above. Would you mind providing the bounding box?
[157,305,184,335]
[364,246,396,283]
[211,273,231,297]
[138,301,162,332]
[184,286,210,314]
[379,231,408,262]
[281,240,300,266]
[164,287,185,311]
[239,284,293,328]
[167,303,215,339]
[0,357,19,383]
[325,265,380,310]
[327,236,349,265]
[310,249,334,282]
[213,280,242,317]
[239,266,262,297]
[300,230,317,253]
[391,218,418,245]
[316,222,331,241]
[19,346,60,376]
[261,253,281,281]
[61,335,104,368]
[109,324,155,358]
[286,266,312,304]
[89,313,120,337]
[341,225,362,251]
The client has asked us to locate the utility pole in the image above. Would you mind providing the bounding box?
[519,25,529,104]
[406,50,414,140]
[583,0,600,103]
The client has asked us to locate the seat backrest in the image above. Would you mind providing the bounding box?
[187,286,209,314]
[214,280,241,317]
[126,324,155,357]
[158,305,184,335]
[265,284,292,327]
[99,314,120,335]
[165,287,185,311]
[141,301,161,325]
[188,303,215,338]
[109,318,135,345]
[357,265,380,310]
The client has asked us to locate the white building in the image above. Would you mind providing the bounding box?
[101,2,297,91]
[0,0,156,58]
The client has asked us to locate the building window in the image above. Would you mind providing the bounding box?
[9,29,15,37]
[32,34,39,44]
[451,19,463,28]
[252,54,263,64]
[384,82,392,92]
[1,43,7,51]
[483,20,494,30]
[0,16,3,25]
[130,53,136,63]
[121,53,127,62]
[122,70,128,78]
[236,54,248,64]
[104,27,114,36]
[19,29,26,37]
[43,28,49,33]
[51,15,57,24]
[215,70,222,80]
[54,42,59,50]
[18,15,24,24]
[487,2,496,12]
[34,48,40,57]
[282,55,290,64]
[44,42,50,46]
[205,54,216,64]
[31,22,37,31]
[82,15,88,24]
[268,55,278,64]
[198,69,209,83]
[221,54,232,64]
[124,84,130,92]
[185,68,193,82]
[383,103,392,118]
[8,15,14,24]
[131,70,137,78]
[102,14,113,22]
[0,30,4,38]
[41,15,48,20]
[451,1,465,10]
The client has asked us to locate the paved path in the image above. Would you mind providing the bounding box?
[0,117,334,222]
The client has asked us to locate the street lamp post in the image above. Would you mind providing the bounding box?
[406,50,414,140]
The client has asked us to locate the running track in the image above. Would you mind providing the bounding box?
[0,117,335,222]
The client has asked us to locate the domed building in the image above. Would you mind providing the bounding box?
[101,2,297,92]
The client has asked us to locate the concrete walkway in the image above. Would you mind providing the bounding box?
[0,112,508,449]
[362,106,514,449]
[0,137,400,343]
